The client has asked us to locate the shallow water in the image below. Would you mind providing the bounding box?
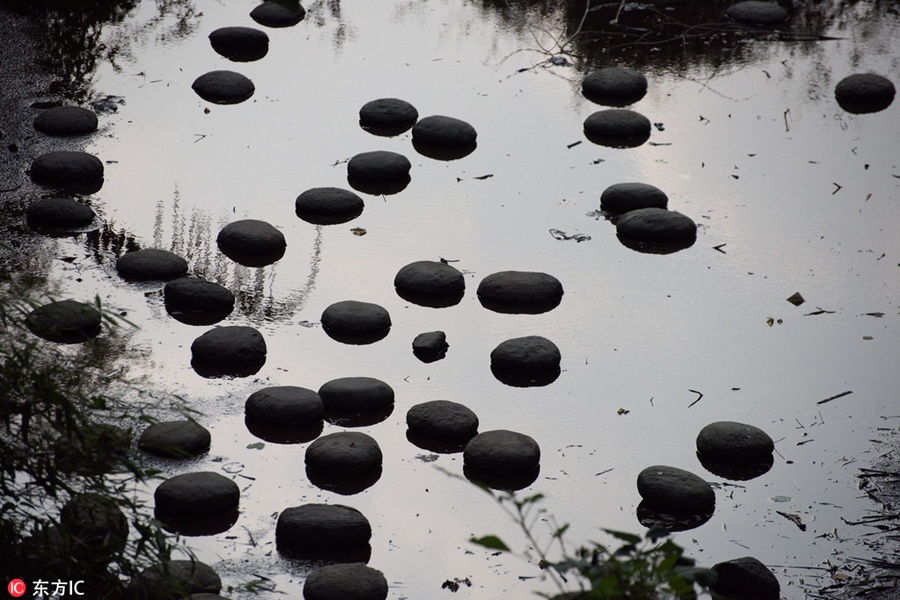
[7,0,900,597]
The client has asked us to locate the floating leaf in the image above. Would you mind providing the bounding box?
[470,535,510,551]
[246,442,264,450]
[351,227,367,236]
[786,292,805,306]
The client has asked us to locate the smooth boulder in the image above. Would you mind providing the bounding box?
[477,271,563,314]
[209,26,269,62]
[295,187,364,225]
[164,277,235,325]
[321,300,391,344]
[636,465,715,513]
[835,73,896,114]
[276,504,371,557]
[412,115,477,160]
[725,1,788,25]
[190,326,267,377]
[60,493,128,560]
[600,182,668,213]
[490,335,561,387]
[394,260,465,307]
[305,431,383,476]
[192,70,255,104]
[318,377,394,413]
[25,299,101,344]
[129,560,222,599]
[406,400,478,442]
[303,563,388,600]
[464,430,541,490]
[26,197,96,230]
[347,151,411,195]
[582,67,648,107]
[30,151,104,188]
[217,219,286,267]
[33,105,98,136]
[359,98,418,136]
[116,248,189,282]
[250,1,306,27]
[584,109,651,148]
[412,330,448,363]
[245,386,324,426]
[616,208,697,242]
[710,556,780,600]
[139,420,211,458]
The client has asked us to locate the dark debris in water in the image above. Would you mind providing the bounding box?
[549,228,591,242]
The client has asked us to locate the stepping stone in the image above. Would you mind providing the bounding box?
[217,219,286,267]
[490,335,561,387]
[710,556,780,600]
[60,493,128,560]
[477,271,563,314]
[129,560,222,599]
[359,98,418,136]
[30,151,104,188]
[582,67,648,107]
[600,182,668,213]
[26,197,96,230]
[394,260,465,307]
[295,187,364,225]
[318,377,394,413]
[245,386,324,425]
[321,300,391,344]
[696,421,774,481]
[303,564,388,600]
[347,150,411,195]
[190,325,267,378]
[636,465,715,513]
[276,504,371,558]
[209,26,269,62]
[250,1,306,27]
[55,423,132,476]
[835,73,896,114]
[33,105,98,136]
[412,115,477,160]
[584,109,651,148]
[305,431,383,476]
[25,299,101,344]
[192,70,255,104]
[406,400,478,442]
[616,207,696,242]
[412,330,448,363]
[164,277,235,325]
[154,471,240,517]
[138,420,212,458]
[464,430,541,489]
[116,248,189,282]
[725,1,788,25]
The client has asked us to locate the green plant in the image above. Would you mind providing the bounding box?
[468,486,716,599]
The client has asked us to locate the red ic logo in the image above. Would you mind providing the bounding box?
[7,579,26,598]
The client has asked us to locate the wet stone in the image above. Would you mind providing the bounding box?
[164,277,235,325]
[616,207,697,242]
[217,219,286,267]
[491,335,561,387]
[711,557,780,600]
[318,377,395,413]
[138,420,212,458]
[411,115,477,160]
[245,386,324,426]
[209,26,269,62]
[55,422,132,476]
[295,187,364,225]
[477,271,563,314]
[276,504,371,557]
[26,197,95,229]
[347,150,411,189]
[60,494,128,560]
[303,563,388,600]
[30,151,104,187]
[583,109,652,148]
[600,182,668,213]
[116,248,189,282]
[192,70,255,104]
[154,471,239,518]
[394,260,465,306]
[835,73,896,114]
[582,67,648,107]
[637,465,715,513]
[412,330,448,363]
[725,1,788,25]
[250,1,306,27]
[696,421,774,463]
[33,105,98,136]
[305,431,383,476]
[190,325,267,376]
[406,400,478,442]
[321,300,391,344]
[359,97,419,136]
[129,560,222,599]
[26,299,101,344]
[464,429,540,477]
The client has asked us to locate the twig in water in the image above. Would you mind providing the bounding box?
[817,390,852,405]
[688,389,703,407]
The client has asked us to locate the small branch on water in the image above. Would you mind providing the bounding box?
[688,389,703,407]
[817,390,852,405]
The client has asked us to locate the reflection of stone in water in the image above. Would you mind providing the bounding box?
[636,501,714,533]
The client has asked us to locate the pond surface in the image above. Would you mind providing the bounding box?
[6,0,900,597]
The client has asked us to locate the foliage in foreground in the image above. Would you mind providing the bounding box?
[468,486,717,599]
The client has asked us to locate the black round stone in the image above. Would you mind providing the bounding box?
[139,420,212,458]
[477,271,563,314]
[347,150,411,183]
[710,556,780,600]
[636,465,715,513]
[116,248,189,282]
[412,330,448,363]
[321,300,391,344]
[359,98,419,136]
[464,430,540,475]
[318,377,394,413]
[835,73,896,114]
[164,277,235,325]
[696,421,774,462]
[30,151,104,187]
[303,564,388,600]
[412,115,477,147]
[582,67,648,107]
[490,335,561,387]
[305,431,383,476]
[209,26,269,62]
[129,560,221,599]
[584,109,652,148]
[217,219,286,267]
[295,187,365,225]
[600,182,668,213]
[190,326,267,377]
[406,400,478,441]
[250,1,306,27]
[394,260,465,306]
[616,207,697,242]
[245,386,324,425]
[154,471,240,517]
[60,493,128,560]
[26,197,96,229]
[192,70,255,104]
[725,1,788,25]
[25,299,102,344]
[276,504,371,557]
[33,106,98,136]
